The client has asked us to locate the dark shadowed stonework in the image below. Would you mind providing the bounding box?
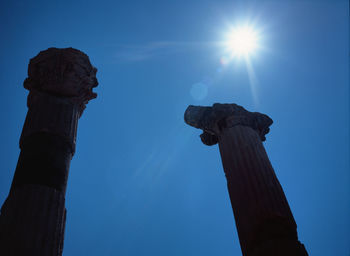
[185,103,308,256]
[0,48,97,256]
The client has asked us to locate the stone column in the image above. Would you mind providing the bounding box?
[184,103,308,256]
[0,48,98,256]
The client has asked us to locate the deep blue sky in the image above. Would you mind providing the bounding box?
[0,0,349,255]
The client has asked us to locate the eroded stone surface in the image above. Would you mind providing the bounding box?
[0,48,98,256]
[184,103,273,145]
[24,47,98,115]
[20,48,98,151]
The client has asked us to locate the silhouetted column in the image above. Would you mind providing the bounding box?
[0,48,98,256]
[184,103,308,256]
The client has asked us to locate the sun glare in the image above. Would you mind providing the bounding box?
[219,23,263,106]
[224,26,259,58]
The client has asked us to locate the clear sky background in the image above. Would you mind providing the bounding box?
[0,0,349,255]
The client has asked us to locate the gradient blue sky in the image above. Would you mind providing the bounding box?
[0,0,349,255]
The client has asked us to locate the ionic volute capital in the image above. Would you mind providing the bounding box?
[184,103,273,146]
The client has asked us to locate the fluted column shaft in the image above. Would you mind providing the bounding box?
[184,103,308,256]
[0,48,98,256]
[0,98,76,255]
[218,125,305,255]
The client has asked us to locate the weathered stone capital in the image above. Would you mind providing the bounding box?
[20,48,98,153]
[184,103,273,146]
[24,47,98,115]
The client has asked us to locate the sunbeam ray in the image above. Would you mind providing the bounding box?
[244,56,260,107]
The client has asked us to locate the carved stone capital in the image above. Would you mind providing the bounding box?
[23,47,98,115]
[20,48,98,152]
[184,103,273,146]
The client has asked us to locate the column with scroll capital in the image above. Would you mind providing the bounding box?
[185,103,308,256]
[0,47,98,256]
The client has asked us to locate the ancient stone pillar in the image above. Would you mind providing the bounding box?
[184,103,308,256]
[0,48,98,256]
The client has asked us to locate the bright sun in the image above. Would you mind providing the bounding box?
[225,26,259,57]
